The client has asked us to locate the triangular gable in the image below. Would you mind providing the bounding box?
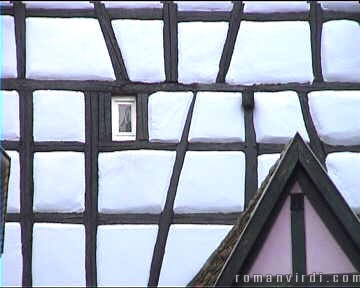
[189,134,360,287]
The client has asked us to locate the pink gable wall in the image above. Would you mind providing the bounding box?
[304,197,356,274]
[246,180,356,276]
[248,197,292,275]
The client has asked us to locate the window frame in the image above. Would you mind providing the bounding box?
[111,96,137,141]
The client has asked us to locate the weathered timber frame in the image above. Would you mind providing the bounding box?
[1,2,360,287]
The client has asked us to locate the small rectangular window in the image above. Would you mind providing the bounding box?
[112,96,136,141]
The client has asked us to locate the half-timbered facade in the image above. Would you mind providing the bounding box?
[1,1,360,287]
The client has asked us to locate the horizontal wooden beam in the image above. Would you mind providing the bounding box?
[1,7,357,23]
[3,140,360,155]
[3,79,360,93]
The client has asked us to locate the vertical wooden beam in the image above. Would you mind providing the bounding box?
[148,92,196,287]
[163,1,178,82]
[19,89,34,287]
[310,2,324,83]
[98,92,112,142]
[291,193,307,275]
[13,1,26,79]
[15,4,32,286]
[136,93,149,141]
[98,92,107,141]
[216,2,244,83]
[243,89,257,206]
[93,2,129,81]
[84,92,99,287]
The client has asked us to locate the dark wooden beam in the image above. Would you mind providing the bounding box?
[324,144,360,154]
[173,212,241,225]
[33,141,85,152]
[136,93,149,141]
[98,214,160,225]
[188,142,246,151]
[243,89,257,206]
[0,140,21,151]
[4,79,360,93]
[310,2,324,83]
[108,8,163,20]
[297,91,326,166]
[290,193,307,275]
[176,9,356,23]
[177,10,308,22]
[98,141,177,152]
[93,2,129,81]
[177,10,230,22]
[163,1,178,82]
[25,8,96,18]
[84,92,99,287]
[0,6,13,16]
[242,12,309,21]
[4,5,359,23]
[216,2,244,83]
[148,92,197,287]
[5,212,244,225]
[323,11,360,22]
[33,213,84,224]
[13,1,26,79]
[98,92,112,142]
[19,89,34,287]
[5,213,21,222]
[258,143,285,154]
[14,140,360,157]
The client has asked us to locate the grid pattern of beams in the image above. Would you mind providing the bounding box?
[1,2,360,287]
